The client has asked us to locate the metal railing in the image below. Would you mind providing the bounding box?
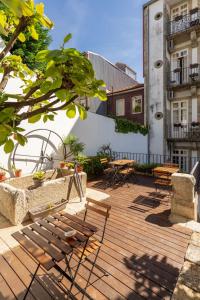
[168,66,200,87]
[168,9,200,36]
[111,151,200,173]
[167,123,200,141]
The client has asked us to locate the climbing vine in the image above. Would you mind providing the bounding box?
[114,118,149,136]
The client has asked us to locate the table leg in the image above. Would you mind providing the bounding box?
[23,263,40,300]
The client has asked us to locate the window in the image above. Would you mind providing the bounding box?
[116,99,125,116]
[172,149,188,171]
[172,101,188,125]
[171,2,188,19]
[132,96,142,114]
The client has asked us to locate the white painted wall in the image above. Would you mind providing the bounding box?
[147,0,165,156]
[0,110,148,175]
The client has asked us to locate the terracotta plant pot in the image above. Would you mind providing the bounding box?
[0,172,6,182]
[77,165,83,173]
[15,169,22,177]
[59,162,66,168]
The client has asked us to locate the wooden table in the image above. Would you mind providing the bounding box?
[153,166,180,175]
[12,211,98,299]
[109,159,135,167]
[108,160,135,185]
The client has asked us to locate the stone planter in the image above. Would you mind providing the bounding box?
[29,199,67,222]
[0,170,87,225]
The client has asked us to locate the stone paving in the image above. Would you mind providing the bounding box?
[172,232,200,300]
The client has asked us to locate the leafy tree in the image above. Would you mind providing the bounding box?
[0,0,107,153]
[0,2,51,70]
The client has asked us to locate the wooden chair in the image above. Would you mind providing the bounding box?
[118,167,136,186]
[163,163,179,168]
[72,198,111,295]
[154,171,172,193]
[100,157,114,177]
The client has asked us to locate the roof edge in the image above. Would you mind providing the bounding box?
[143,0,159,9]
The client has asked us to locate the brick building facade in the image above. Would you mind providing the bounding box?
[107,84,145,125]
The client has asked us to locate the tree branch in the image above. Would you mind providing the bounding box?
[48,95,77,111]
[0,68,11,92]
[0,16,30,61]
[19,99,60,120]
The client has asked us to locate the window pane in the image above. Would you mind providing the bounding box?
[116,99,125,116]
[132,96,142,113]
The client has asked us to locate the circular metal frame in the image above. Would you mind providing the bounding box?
[11,129,67,174]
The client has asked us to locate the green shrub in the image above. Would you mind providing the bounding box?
[115,118,149,135]
[76,155,104,177]
[134,163,160,174]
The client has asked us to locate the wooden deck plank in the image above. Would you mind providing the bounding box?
[0,176,192,300]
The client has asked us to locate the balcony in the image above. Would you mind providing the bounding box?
[167,122,200,141]
[168,65,200,88]
[168,8,200,36]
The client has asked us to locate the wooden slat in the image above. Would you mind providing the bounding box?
[61,211,98,231]
[86,198,111,211]
[45,216,87,244]
[21,228,64,262]
[30,223,72,255]
[12,232,55,270]
[53,214,94,237]
[85,203,110,217]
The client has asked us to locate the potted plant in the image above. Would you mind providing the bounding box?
[59,161,66,168]
[58,162,74,177]
[0,170,6,181]
[32,171,46,187]
[12,165,22,177]
[77,164,83,173]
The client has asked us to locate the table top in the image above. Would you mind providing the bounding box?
[109,159,135,167]
[12,211,98,271]
[153,166,180,174]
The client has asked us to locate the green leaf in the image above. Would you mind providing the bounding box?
[35,3,44,15]
[36,49,50,61]
[66,104,76,119]
[55,89,67,101]
[96,90,107,101]
[4,139,14,153]
[77,105,87,120]
[28,114,41,123]
[18,32,26,42]
[29,25,38,40]
[63,33,72,45]
[37,14,54,29]
[15,133,27,146]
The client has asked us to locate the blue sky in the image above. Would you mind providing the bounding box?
[38,0,147,82]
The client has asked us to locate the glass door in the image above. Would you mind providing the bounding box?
[172,101,188,138]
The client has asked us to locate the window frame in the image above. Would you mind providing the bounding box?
[115,98,125,116]
[131,95,143,115]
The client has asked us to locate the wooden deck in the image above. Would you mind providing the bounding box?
[0,176,192,300]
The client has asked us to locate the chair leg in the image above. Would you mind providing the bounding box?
[23,263,40,300]
[85,256,109,276]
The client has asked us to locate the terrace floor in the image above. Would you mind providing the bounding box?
[0,176,192,300]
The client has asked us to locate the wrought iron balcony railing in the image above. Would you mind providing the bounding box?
[167,123,200,141]
[168,9,200,36]
[168,66,200,87]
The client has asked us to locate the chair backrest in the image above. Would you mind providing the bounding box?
[154,171,171,179]
[84,198,111,242]
[163,163,179,168]
[100,158,109,165]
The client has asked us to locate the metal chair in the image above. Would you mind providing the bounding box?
[100,157,114,177]
[118,167,136,186]
[73,198,111,296]
[154,171,172,194]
